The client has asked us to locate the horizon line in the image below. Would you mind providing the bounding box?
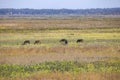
[0,7,120,10]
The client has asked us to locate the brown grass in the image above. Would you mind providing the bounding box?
[0,17,120,29]
[12,72,120,80]
[0,45,120,64]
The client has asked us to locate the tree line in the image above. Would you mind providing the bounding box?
[0,8,120,15]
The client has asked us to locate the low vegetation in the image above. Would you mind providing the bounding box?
[0,17,120,29]
[0,60,120,78]
[0,28,120,48]
[0,17,120,80]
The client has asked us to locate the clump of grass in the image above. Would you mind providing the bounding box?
[0,60,120,78]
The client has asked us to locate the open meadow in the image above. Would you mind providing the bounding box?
[0,16,120,80]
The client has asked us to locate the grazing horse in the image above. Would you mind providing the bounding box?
[59,39,68,45]
[34,40,41,44]
[22,40,30,45]
[76,39,83,43]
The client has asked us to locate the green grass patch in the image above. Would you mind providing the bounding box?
[0,60,120,78]
[0,27,120,33]
[0,28,120,47]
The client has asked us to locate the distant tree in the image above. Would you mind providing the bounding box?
[0,8,120,15]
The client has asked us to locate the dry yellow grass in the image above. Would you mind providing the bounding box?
[0,17,120,29]
[12,72,120,80]
[0,45,120,64]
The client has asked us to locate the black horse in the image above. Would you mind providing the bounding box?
[22,40,30,45]
[59,39,68,45]
[76,39,83,43]
[34,40,41,44]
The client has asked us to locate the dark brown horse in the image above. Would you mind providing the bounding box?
[34,40,41,44]
[22,40,30,45]
[59,39,68,45]
[76,39,83,43]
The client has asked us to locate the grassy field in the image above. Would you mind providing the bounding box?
[0,29,120,47]
[0,60,120,78]
[0,17,120,80]
[0,16,120,29]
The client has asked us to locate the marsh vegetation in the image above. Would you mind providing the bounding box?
[0,16,120,80]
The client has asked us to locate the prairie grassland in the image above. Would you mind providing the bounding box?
[2,72,120,80]
[0,17,120,80]
[0,29,120,47]
[20,72,120,80]
[0,17,120,29]
[0,28,120,64]
[0,60,120,79]
[0,45,120,64]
